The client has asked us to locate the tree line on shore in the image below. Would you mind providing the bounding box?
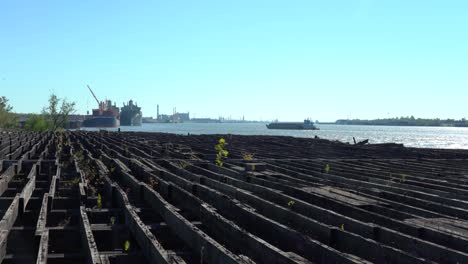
[336,116,468,127]
[0,95,76,131]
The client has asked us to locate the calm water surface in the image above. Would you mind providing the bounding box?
[83,123,468,150]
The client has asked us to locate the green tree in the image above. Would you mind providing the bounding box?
[0,96,13,112]
[42,94,76,130]
[24,114,50,132]
[0,96,18,128]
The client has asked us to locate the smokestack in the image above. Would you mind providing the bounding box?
[157,104,159,120]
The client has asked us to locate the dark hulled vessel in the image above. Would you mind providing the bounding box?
[266,119,319,130]
[120,100,142,126]
[83,85,120,128]
[82,100,120,128]
[82,116,119,127]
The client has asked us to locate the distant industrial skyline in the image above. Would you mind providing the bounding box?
[1,1,467,121]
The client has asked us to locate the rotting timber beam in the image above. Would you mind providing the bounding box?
[102,176,180,264]
[109,172,253,264]
[19,164,37,215]
[0,194,20,263]
[133,161,313,264]
[36,230,49,264]
[137,164,313,263]
[0,194,20,231]
[0,230,8,262]
[35,194,48,237]
[140,184,254,264]
[145,161,426,264]
[198,163,468,264]
[0,165,17,196]
[35,194,49,264]
[47,176,57,212]
[220,160,468,256]
[80,206,102,264]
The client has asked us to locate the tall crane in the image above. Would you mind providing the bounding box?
[87,85,101,107]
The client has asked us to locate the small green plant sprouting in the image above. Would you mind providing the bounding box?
[325,164,331,174]
[123,145,129,156]
[242,152,255,161]
[341,224,345,231]
[97,193,102,209]
[178,160,189,169]
[75,150,83,160]
[58,216,71,227]
[400,174,407,183]
[110,216,116,225]
[215,138,229,167]
[190,153,200,160]
[64,177,81,187]
[124,240,131,252]
[287,200,295,207]
[71,177,80,185]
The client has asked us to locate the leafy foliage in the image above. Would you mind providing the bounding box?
[325,164,331,174]
[42,93,76,130]
[97,193,102,209]
[24,114,49,131]
[0,96,18,128]
[23,93,76,131]
[0,96,13,112]
[215,138,229,167]
[124,240,131,252]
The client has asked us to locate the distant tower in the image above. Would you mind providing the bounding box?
[157,104,160,120]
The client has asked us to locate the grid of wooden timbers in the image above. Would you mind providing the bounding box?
[1,130,468,263]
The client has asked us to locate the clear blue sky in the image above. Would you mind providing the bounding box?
[1,0,467,121]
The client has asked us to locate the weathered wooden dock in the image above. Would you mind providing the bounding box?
[1,130,468,263]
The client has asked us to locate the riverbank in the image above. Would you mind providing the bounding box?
[336,118,468,127]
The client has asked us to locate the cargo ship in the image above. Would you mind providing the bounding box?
[82,86,120,128]
[120,100,142,126]
[266,119,319,130]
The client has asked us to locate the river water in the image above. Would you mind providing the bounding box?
[82,123,468,150]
